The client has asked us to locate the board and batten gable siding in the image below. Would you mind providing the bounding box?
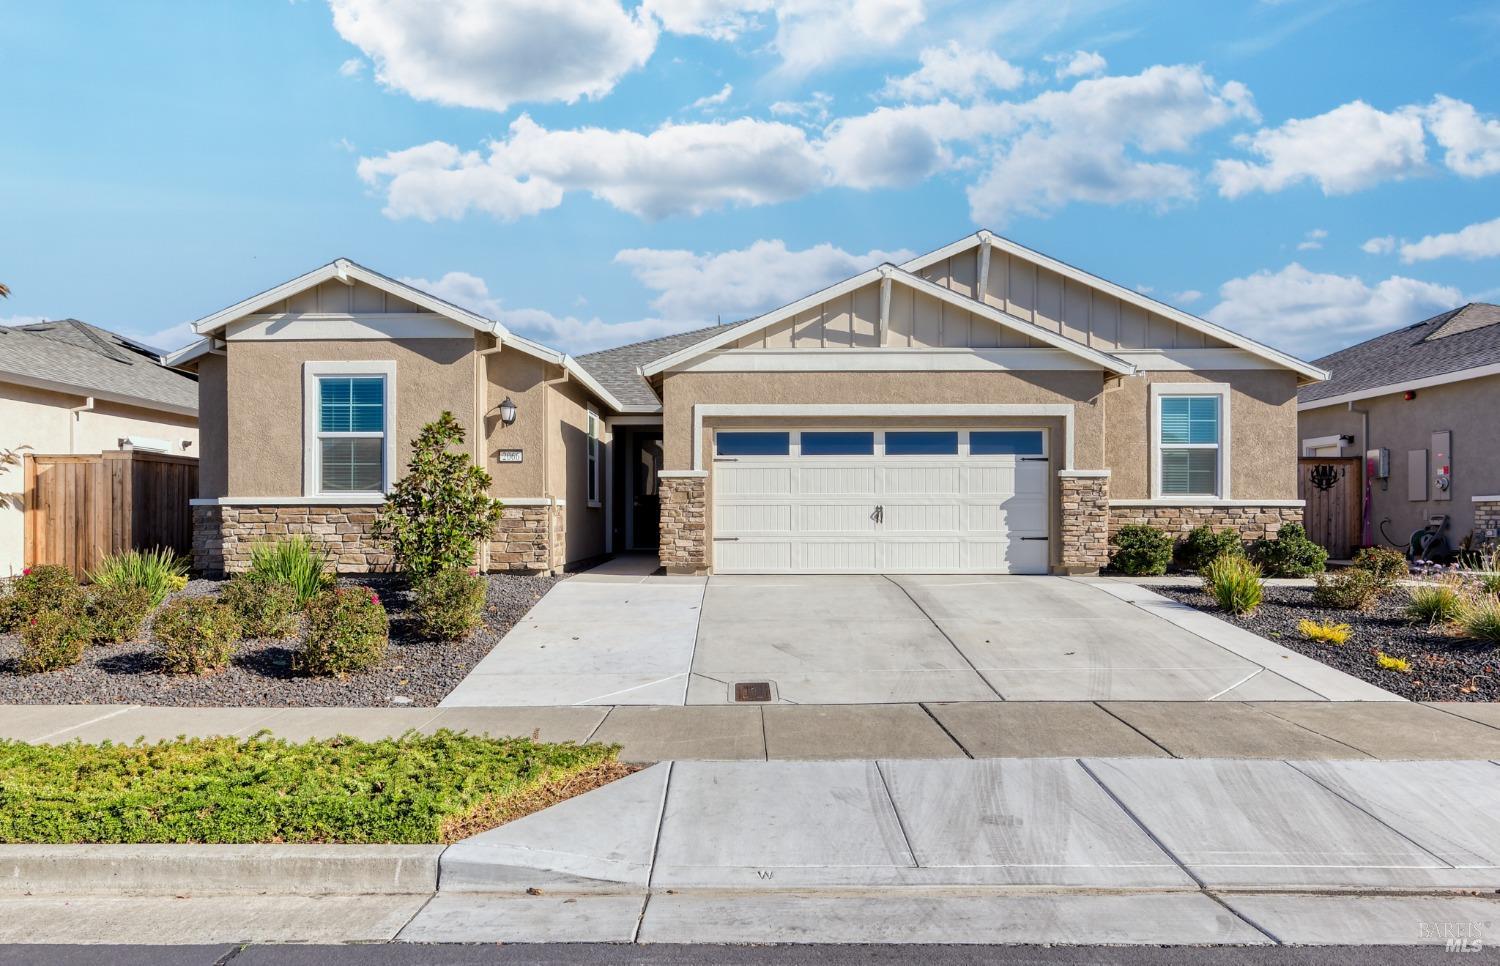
[916,246,1230,351]
[251,278,427,316]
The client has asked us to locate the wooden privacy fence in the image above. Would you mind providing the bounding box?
[1298,456,1361,560]
[24,450,198,579]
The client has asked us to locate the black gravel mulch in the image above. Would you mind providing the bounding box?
[0,573,560,707]
[1157,584,1500,702]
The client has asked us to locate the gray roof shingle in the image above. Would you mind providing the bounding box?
[1300,303,1500,404]
[575,322,747,407]
[0,319,198,413]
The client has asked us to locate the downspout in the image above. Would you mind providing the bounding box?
[67,397,95,454]
[474,340,504,573]
[1348,401,1372,547]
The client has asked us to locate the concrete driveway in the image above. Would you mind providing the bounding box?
[441,571,1394,707]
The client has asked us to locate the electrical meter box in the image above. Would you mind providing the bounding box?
[1366,447,1390,479]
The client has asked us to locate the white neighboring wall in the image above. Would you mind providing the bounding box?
[0,383,199,576]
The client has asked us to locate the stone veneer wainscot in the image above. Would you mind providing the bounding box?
[1107,503,1304,541]
[1475,498,1500,543]
[659,473,707,575]
[486,502,565,573]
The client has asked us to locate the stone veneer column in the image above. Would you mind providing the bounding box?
[659,472,707,575]
[1058,470,1111,575]
[1475,498,1500,544]
[487,500,558,573]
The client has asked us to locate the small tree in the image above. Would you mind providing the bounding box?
[374,412,503,579]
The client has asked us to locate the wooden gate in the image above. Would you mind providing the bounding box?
[24,450,198,579]
[1298,456,1361,560]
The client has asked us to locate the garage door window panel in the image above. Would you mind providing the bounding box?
[801,431,875,456]
[970,430,1045,456]
[716,431,790,457]
[886,431,959,456]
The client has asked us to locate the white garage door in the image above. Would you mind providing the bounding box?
[711,428,1050,574]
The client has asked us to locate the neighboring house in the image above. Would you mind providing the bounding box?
[0,319,199,574]
[170,231,1326,577]
[1298,303,1500,553]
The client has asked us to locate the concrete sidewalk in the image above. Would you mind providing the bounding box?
[7,700,1500,762]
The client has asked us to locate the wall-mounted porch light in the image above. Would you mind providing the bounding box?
[499,396,518,425]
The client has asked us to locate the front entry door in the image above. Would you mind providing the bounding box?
[630,434,662,551]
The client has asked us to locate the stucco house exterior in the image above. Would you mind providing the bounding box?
[0,319,199,574]
[170,231,1327,577]
[1298,302,1500,553]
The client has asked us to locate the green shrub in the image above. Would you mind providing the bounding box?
[413,568,487,640]
[220,574,300,639]
[1247,523,1328,577]
[1405,578,1467,627]
[299,587,389,676]
[1110,524,1174,576]
[84,583,155,645]
[0,565,81,630]
[246,537,333,608]
[1350,546,1408,589]
[374,412,504,580]
[88,548,189,608]
[0,731,620,845]
[1176,525,1244,572]
[17,604,90,673]
[1312,569,1381,610]
[1201,552,1263,615]
[1458,595,1500,644]
[153,597,241,675]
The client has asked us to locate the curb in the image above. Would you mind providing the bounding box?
[0,844,444,895]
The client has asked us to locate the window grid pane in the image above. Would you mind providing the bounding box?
[320,377,385,434]
[885,431,959,456]
[320,437,384,492]
[1160,396,1218,446]
[970,430,1045,456]
[801,431,875,456]
[1160,447,1217,495]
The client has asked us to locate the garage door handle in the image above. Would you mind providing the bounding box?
[1020,457,1049,462]
[1020,536,1048,541]
[714,537,740,541]
[870,505,884,524]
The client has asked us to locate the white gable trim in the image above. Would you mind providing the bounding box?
[901,231,1330,383]
[640,265,1133,377]
[672,347,1101,373]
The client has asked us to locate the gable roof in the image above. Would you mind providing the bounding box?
[576,323,748,408]
[903,231,1329,382]
[0,319,198,415]
[1298,303,1500,409]
[163,258,635,412]
[638,263,1137,378]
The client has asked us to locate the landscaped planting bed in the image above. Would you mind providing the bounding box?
[1157,584,1500,701]
[0,731,626,844]
[0,573,558,707]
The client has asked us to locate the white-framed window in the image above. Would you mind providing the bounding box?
[586,406,601,507]
[1150,383,1230,500]
[302,361,396,499]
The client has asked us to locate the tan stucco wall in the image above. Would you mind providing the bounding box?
[1104,369,1301,501]
[0,382,198,575]
[482,350,549,498]
[549,378,609,563]
[1298,374,1500,545]
[196,354,228,499]
[224,338,474,497]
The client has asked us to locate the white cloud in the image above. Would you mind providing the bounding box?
[358,115,824,221]
[819,101,985,189]
[642,0,772,40]
[1051,50,1107,79]
[328,0,657,112]
[1361,235,1396,255]
[130,322,197,353]
[1213,100,1427,198]
[1399,215,1500,263]
[770,0,926,75]
[1173,289,1203,305]
[966,66,1257,224]
[879,42,1024,102]
[686,83,733,112]
[1296,228,1327,251]
[338,57,364,77]
[0,314,48,327]
[400,270,700,354]
[1423,95,1500,177]
[769,91,832,124]
[1206,262,1461,355]
[614,239,913,320]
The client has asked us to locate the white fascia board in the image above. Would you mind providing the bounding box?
[902,230,1329,383]
[0,370,197,417]
[893,268,1135,375]
[1296,362,1500,411]
[163,338,215,367]
[640,268,885,376]
[191,259,498,339]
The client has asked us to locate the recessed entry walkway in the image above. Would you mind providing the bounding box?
[440,571,1396,707]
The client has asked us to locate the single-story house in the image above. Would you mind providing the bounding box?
[0,319,199,574]
[1298,302,1500,553]
[169,231,1327,576]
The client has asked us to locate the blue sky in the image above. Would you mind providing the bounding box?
[3,0,1498,360]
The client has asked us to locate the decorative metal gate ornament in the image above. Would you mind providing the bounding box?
[1309,463,1343,492]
